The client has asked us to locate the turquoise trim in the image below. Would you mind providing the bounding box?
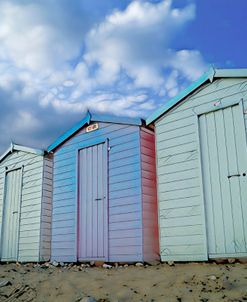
[48,112,91,152]
[215,69,247,78]
[146,69,213,125]
[48,111,143,152]
[91,112,142,126]
[0,143,44,163]
[146,68,247,125]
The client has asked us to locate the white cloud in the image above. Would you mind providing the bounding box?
[14,111,40,132]
[0,2,85,73]
[0,0,207,112]
[51,0,207,115]
[0,0,208,153]
[82,0,204,92]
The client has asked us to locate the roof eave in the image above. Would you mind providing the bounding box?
[90,113,142,126]
[214,68,247,78]
[47,111,91,152]
[0,143,44,164]
[146,69,213,125]
[47,111,143,153]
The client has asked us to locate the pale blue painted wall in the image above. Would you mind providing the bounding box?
[0,151,52,262]
[155,78,247,261]
[51,122,143,262]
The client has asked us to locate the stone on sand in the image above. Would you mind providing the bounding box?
[135,262,144,267]
[167,261,175,266]
[0,280,12,287]
[94,261,104,267]
[102,264,112,269]
[145,260,160,266]
[79,297,97,302]
[52,261,59,267]
[228,258,236,264]
[239,257,247,264]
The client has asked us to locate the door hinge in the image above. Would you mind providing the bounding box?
[227,174,241,179]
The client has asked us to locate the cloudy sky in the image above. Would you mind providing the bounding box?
[0,0,246,153]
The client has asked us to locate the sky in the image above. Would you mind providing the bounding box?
[0,0,246,153]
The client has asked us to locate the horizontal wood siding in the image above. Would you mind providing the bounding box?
[0,151,44,262]
[140,128,159,261]
[40,154,53,261]
[156,78,247,261]
[51,122,143,262]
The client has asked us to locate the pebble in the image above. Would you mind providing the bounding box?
[79,297,97,302]
[90,261,95,266]
[228,258,236,264]
[0,280,12,287]
[135,262,144,267]
[123,264,129,268]
[60,262,65,267]
[239,258,247,264]
[94,261,105,267]
[102,264,112,269]
[209,275,217,281]
[146,260,160,266]
[167,261,175,266]
[52,261,59,267]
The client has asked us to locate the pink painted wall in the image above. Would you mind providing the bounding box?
[140,128,160,261]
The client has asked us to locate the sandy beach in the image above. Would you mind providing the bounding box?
[0,262,246,302]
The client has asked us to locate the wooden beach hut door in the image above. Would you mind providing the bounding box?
[199,104,247,258]
[1,168,22,261]
[78,143,108,261]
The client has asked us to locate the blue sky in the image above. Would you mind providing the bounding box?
[0,0,246,153]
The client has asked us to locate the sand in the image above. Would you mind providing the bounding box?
[0,262,246,302]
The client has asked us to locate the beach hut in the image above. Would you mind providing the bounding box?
[146,68,247,262]
[0,143,53,262]
[48,111,159,263]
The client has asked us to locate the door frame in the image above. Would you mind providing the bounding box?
[76,138,109,262]
[193,98,246,259]
[0,166,24,261]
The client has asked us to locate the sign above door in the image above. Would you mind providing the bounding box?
[86,123,99,133]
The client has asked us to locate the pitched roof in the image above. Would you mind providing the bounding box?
[146,68,247,125]
[0,143,44,164]
[48,111,143,152]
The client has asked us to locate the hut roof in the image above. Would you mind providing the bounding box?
[0,143,44,163]
[146,68,247,125]
[48,111,143,152]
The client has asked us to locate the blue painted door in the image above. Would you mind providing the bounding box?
[199,104,247,258]
[1,168,22,261]
[78,142,108,261]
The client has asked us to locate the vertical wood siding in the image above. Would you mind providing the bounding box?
[0,151,44,262]
[40,155,53,261]
[140,128,159,261]
[51,122,143,262]
[1,168,22,260]
[78,143,108,260]
[199,105,247,258]
[155,78,247,261]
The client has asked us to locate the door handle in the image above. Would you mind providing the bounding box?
[227,174,241,179]
[94,198,103,201]
[12,211,18,214]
